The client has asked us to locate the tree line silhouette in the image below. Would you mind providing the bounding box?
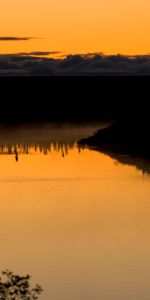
[0,141,82,161]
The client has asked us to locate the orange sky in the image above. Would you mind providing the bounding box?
[0,0,150,55]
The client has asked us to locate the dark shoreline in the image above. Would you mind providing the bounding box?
[0,76,150,125]
[79,120,150,157]
[78,120,150,173]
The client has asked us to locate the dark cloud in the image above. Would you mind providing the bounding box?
[29,51,60,56]
[18,51,61,56]
[0,37,34,41]
[0,53,150,75]
[60,52,103,58]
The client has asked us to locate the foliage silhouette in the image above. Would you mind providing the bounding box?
[0,270,43,300]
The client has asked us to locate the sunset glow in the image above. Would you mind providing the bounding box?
[1,0,150,56]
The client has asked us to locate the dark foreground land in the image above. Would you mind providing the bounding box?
[78,119,150,175]
[0,76,149,124]
[79,120,150,157]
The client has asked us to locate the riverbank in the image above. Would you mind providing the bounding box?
[79,120,150,158]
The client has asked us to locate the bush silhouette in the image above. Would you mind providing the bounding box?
[0,270,43,299]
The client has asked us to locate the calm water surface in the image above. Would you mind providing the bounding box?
[0,124,150,300]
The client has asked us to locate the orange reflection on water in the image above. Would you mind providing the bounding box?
[0,147,150,300]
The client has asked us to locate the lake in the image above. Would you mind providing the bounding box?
[0,123,150,300]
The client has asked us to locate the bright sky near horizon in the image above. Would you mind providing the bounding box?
[0,0,150,56]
